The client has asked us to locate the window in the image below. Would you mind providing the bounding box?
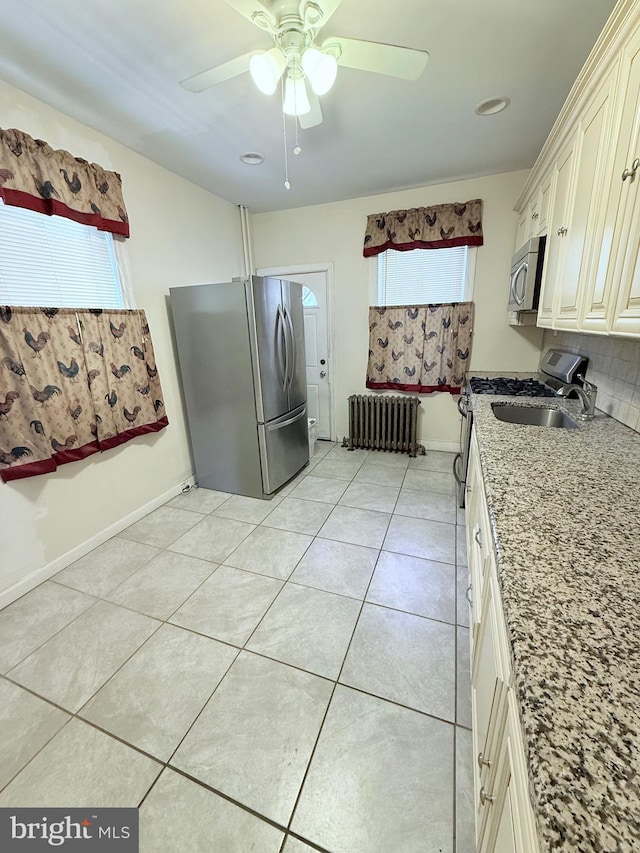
[376,245,475,306]
[302,286,318,307]
[0,201,131,308]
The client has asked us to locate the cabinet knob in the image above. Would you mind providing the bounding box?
[478,751,492,770]
[622,158,640,182]
[480,787,495,806]
[465,584,473,606]
[474,528,482,547]
[557,226,568,237]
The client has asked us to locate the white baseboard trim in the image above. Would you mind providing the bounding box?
[421,439,460,452]
[0,475,197,611]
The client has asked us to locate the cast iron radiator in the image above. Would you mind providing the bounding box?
[342,395,426,457]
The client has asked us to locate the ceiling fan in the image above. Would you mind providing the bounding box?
[180,0,429,128]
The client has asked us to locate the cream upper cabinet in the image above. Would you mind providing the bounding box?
[536,140,575,327]
[554,67,617,329]
[514,1,640,338]
[537,179,551,236]
[514,184,551,251]
[515,211,529,250]
[582,28,640,334]
[606,26,640,337]
[611,219,640,334]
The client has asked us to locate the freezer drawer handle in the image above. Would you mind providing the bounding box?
[266,408,307,431]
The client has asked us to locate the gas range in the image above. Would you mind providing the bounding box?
[468,376,556,397]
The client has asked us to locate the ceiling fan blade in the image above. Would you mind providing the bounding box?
[180,52,256,93]
[323,37,428,80]
[223,0,276,30]
[298,89,323,128]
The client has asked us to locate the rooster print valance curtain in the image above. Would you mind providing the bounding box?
[0,128,130,237]
[0,307,167,481]
[366,302,474,394]
[363,199,483,256]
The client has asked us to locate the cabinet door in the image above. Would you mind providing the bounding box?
[536,178,552,236]
[472,574,509,812]
[555,69,616,329]
[465,432,482,632]
[609,37,640,338]
[536,139,575,327]
[611,236,640,335]
[478,694,540,853]
[609,29,640,337]
[515,212,529,250]
[582,35,640,333]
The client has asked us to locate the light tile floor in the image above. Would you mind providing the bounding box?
[0,441,474,853]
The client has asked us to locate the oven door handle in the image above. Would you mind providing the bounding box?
[453,452,463,485]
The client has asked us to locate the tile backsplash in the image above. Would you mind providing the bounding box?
[542,330,640,433]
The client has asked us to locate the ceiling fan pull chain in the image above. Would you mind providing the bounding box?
[282,77,291,190]
[294,117,301,156]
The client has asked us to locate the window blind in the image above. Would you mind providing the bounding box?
[0,201,124,308]
[378,245,469,305]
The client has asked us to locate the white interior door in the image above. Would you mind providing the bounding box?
[257,265,332,440]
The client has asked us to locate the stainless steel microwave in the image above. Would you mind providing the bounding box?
[508,236,546,312]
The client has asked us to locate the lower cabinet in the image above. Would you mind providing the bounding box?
[465,429,539,853]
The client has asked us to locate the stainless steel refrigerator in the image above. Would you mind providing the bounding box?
[170,276,308,499]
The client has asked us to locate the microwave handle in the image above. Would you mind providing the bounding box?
[510,261,528,306]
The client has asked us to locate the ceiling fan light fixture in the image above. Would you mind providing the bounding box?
[301,47,338,96]
[249,48,286,95]
[283,72,311,116]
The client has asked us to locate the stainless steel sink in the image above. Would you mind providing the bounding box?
[491,403,578,429]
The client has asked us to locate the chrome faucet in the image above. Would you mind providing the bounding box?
[555,374,597,419]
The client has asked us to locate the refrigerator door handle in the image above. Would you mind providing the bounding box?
[283,305,296,392]
[275,305,288,393]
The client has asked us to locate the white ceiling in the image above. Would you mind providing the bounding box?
[0,0,618,213]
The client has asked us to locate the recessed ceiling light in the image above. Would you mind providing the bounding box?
[240,152,265,165]
[475,97,510,116]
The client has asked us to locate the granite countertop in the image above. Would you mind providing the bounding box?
[469,394,640,852]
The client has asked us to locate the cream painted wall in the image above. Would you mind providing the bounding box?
[252,171,543,449]
[0,79,242,603]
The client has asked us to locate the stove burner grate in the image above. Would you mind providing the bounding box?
[469,377,556,397]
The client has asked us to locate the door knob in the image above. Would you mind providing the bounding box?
[320,370,327,378]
